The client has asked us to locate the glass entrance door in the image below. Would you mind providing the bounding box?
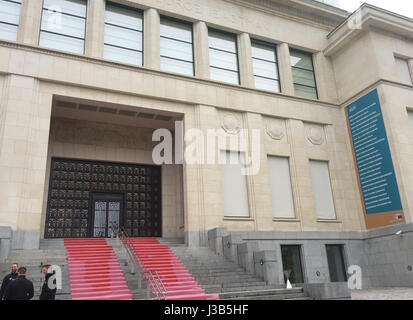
[92,194,122,238]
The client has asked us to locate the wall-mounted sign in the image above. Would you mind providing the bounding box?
[346,89,405,229]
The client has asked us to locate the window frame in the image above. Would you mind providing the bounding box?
[104,1,144,66]
[220,150,250,218]
[280,244,305,285]
[251,39,281,93]
[0,0,22,41]
[290,48,319,100]
[208,27,240,85]
[160,15,195,76]
[325,244,348,282]
[267,155,296,219]
[39,0,88,54]
[309,159,337,220]
[395,56,413,85]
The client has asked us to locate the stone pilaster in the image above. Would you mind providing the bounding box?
[0,75,52,249]
[85,0,105,58]
[144,8,160,70]
[277,43,295,96]
[193,21,210,79]
[238,33,254,88]
[18,0,43,46]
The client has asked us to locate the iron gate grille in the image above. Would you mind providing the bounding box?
[45,158,162,238]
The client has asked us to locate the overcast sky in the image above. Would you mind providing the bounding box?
[338,0,413,18]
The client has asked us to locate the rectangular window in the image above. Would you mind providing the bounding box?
[267,156,295,218]
[160,17,194,76]
[395,57,412,85]
[209,30,239,85]
[0,0,22,41]
[104,2,143,66]
[281,245,304,284]
[39,0,87,55]
[290,49,318,99]
[252,41,280,93]
[309,160,336,220]
[220,150,249,217]
[326,245,347,282]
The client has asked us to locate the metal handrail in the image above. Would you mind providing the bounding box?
[118,228,167,300]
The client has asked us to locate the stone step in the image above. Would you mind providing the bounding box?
[227,293,308,300]
[177,257,240,263]
[55,294,72,300]
[219,288,303,300]
[203,280,269,288]
[5,258,68,262]
[204,284,282,294]
[183,264,245,270]
[189,270,253,277]
[195,277,263,285]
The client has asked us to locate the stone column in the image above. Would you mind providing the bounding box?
[408,59,413,84]
[182,106,206,247]
[17,0,43,46]
[313,52,338,103]
[0,227,12,263]
[85,0,105,58]
[287,119,317,230]
[0,75,53,250]
[193,21,210,79]
[277,43,294,96]
[144,8,160,70]
[237,33,254,88]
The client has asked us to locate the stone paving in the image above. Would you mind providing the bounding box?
[351,288,413,300]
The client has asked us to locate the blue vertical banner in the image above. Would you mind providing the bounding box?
[346,89,404,229]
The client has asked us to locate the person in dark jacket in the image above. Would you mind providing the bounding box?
[3,267,34,300]
[0,263,19,300]
[39,265,57,300]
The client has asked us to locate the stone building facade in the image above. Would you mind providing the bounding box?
[0,0,412,288]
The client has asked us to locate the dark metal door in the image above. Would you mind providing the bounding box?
[92,194,122,238]
[45,158,162,238]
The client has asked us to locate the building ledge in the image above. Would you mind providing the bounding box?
[317,219,342,224]
[272,218,301,223]
[0,39,340,109]
[223,217,255,222]
[325,4,413,56]
[227,0,349,29]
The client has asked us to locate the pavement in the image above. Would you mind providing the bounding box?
[351,287,413,300]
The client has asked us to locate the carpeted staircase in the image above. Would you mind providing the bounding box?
[64,238,132,300]
[128,238,219,300]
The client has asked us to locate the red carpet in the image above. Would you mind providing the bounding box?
[128,238,219,300]
[65,238,133,300]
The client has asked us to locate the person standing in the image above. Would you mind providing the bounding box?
[3,267,34,300]
[0,263,19,300]
[39,265,57,300]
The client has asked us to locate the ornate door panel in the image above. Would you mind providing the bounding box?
[45,158,162,238]
[92,197,121,238]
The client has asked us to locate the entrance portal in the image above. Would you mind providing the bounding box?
[45,158,162,238]
[92,194,122,238]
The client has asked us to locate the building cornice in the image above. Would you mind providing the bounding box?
[225,0,349,29]
[324,4,413,56]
